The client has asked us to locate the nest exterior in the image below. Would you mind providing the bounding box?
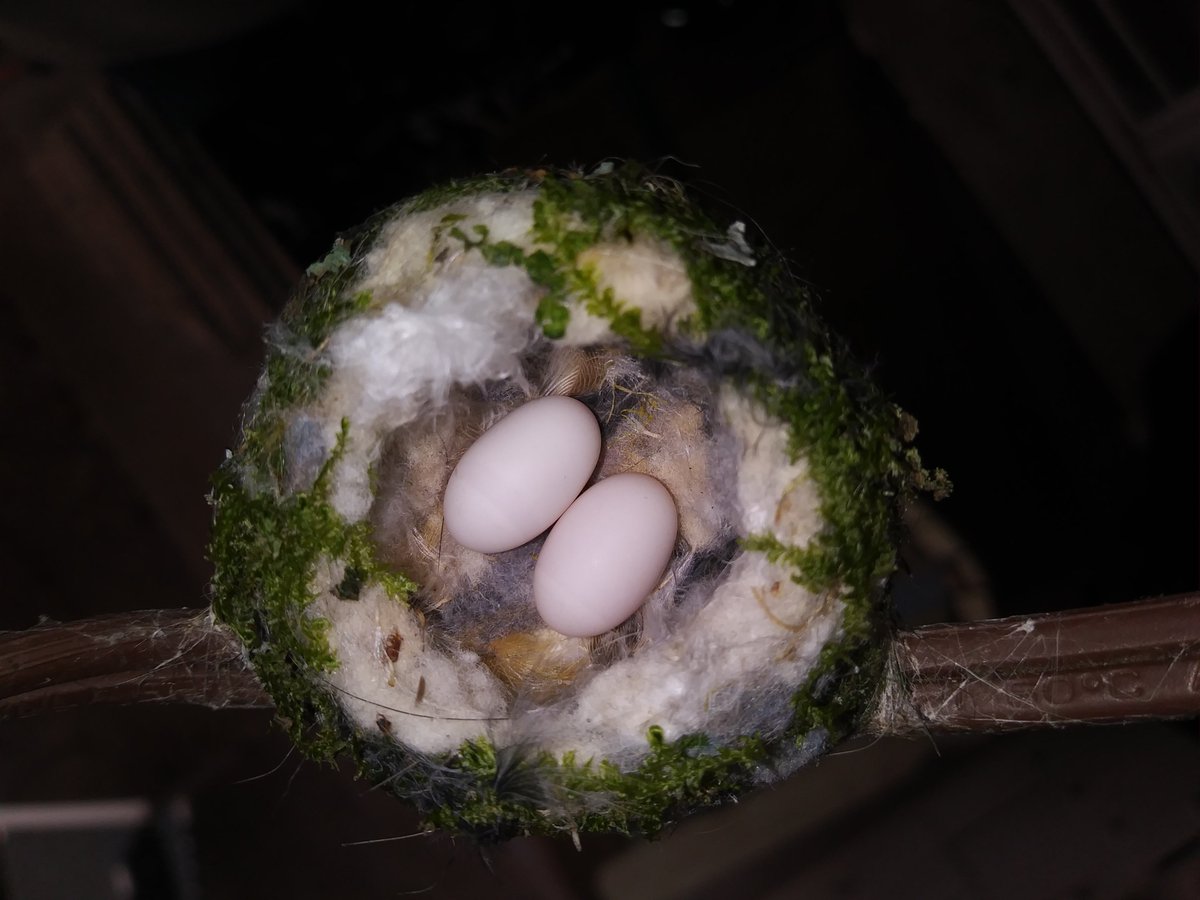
[209,163,944,839]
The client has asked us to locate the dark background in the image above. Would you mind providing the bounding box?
[0,1,1196,897]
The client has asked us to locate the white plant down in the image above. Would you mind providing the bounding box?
[291,194,845,766]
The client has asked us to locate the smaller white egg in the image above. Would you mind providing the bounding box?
[443,396,601,554]
[534,473,679,638]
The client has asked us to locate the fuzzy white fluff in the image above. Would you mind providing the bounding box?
[562,237,698,344]
[535,388,836,764]
[322,262,536,520]
[292,194,844,764]
[310,572,510,750]
[355,193,539,305]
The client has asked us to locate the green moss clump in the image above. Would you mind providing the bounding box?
[401,169,535,214]
[240,232,374,483]
[464,163,946,753]
[441,217,663,354]
[210,217,418,761]
[210,420,416,761]
[369,726,769,840]
[210,162,947,839]
[210,422,352,761]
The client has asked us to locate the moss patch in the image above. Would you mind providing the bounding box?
[452,163,947,750]
[442,217,663,354]
[210,421,351,761]
[211,163,948,837]
[210,420,417,760]
[209,215,418,760]
[369,725,768,840]
[402,169,535,214]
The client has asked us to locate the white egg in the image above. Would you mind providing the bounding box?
[443,396,601,554]
[534,473,679,638]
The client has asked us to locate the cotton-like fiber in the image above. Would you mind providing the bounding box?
[209,165,944,839]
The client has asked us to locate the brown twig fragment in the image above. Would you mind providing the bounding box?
[0,608,270,717]
[873,592,1200,734]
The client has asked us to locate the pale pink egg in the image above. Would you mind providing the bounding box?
[534,473,679,637]
[443,396,601,554]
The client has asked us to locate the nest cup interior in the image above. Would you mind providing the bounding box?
[373,347,741,694]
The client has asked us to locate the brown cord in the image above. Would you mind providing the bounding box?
[2,596,1198,732]
[873,592,1200,734]
[0,608,270,717]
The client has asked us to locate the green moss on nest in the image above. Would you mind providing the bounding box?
[442,217,663,354]
[210,217,418,761]
[211,421,351,761]
[402,169,536,214]
[210,163,947,838]
[241,231,375,483]
[484,163,945,750]
[211,420,416,761]
[372,726,769,840]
